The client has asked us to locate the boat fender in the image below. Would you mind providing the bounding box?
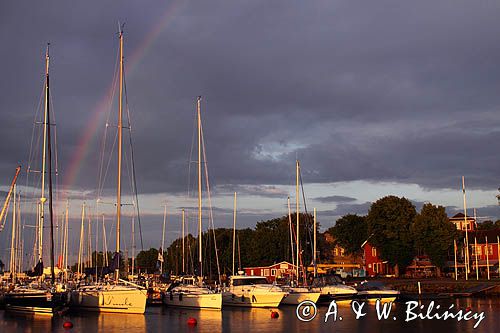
[271,311,279,319]
[187,317,197,326]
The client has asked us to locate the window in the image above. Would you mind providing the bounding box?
[372,247,377,257]
[263,269,270,276]
[472,245,482,256]
[334,248,339,256]
[271,269,277,276]
[233,277,268,286]
[485,245,493,256]
[250,269,254,276]
[340,248,345,256]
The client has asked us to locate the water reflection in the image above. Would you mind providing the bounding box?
[0,298,499,332]
[159,307,223,332]
[1,312,53,333]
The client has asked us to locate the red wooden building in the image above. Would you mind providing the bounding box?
[468,229,500,271]
[243,261,296,282]
[362,243,394,277]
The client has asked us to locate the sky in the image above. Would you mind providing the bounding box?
[1,0,500,263]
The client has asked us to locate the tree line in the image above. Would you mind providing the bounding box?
[329,196,461,276]
[131,195,490,278]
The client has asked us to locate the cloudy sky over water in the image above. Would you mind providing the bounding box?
[1,1,500,254]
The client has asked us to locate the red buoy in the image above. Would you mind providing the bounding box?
[63,321,74,329]
[271,311,279,319]
[187,317,198,326]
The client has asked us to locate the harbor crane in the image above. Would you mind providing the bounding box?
[0,166,21,232]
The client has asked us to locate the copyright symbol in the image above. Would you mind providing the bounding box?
[296,300,317,322]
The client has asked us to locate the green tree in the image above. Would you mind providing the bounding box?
[136,248,160,273]
[476,220,500,230]
[327,214,367,258]
[412,203,458,276]
[366,196,416,277]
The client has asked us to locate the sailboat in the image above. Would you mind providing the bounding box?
[289,161,356,302]
[69,28,147,314]
[222,194,288,308]
[4,44,69,316]
[280,161,320,305]
[163,97,222,310]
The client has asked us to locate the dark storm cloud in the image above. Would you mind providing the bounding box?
[313,195,357,203]
[2,0,500,204]
[446,205,500,221]
[215,184,289,198]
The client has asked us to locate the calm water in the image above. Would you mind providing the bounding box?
[1,297,499,332]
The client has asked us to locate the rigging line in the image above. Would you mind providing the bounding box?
[121,142,141,254]
[97,47,120,199]
[185,213,195,275]
[200,121,221,284]
[48,86,60,238]
[24,70,49,269]
[26,79,46,176]
[187,109,198,201]
[299,167,315,257]
[25,82,46,225]
[99,128,119,200]
[123,76,143,251]
[97,123,109,198]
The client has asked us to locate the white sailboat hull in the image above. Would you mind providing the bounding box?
[222,291,286,308]
[356,290,400,302]
[70,286,147,314]
[163,292,222,309]
[311,285,357,302]
[281,292,321,305]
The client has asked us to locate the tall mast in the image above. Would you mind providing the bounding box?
[102,215,109,267]
[313,207,317,278]
[78,203,85,277]
[131,216,135,276]
[197,96,202,278]
[287,196,295,270]
[161,204,167,274]
[9,184,17,282]
[45,43,56,284]
[64,200,69,281]
[115,27,124,282]
[182,209,185,273]
[232,192,237,275]
[296,160,300,282]
[39,45,50,264]
[462,176,469,280]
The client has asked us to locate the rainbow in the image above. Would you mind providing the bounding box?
[61,0,187,199]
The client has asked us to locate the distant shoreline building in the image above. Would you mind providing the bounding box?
[449,212,475,231]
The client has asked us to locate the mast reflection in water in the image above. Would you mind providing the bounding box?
[0,297,499,332]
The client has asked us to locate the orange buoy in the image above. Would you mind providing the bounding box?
[63,321,74,329]
[271,311,279,318]
[187,317,198,326]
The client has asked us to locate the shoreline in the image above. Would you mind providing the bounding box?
[351,277,500,297]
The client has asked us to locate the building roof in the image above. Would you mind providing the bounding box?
[449,212,475,220]
[243,261,295,270]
